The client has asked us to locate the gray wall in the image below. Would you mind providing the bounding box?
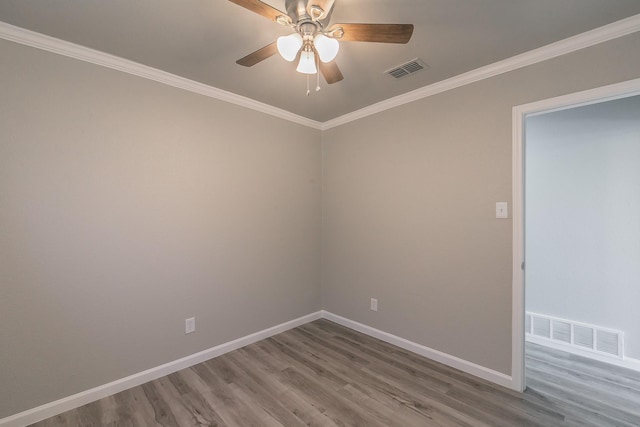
[525,96,640,359]
[2,29,640,421]
[321,33,640,375]
[0,39,321,418]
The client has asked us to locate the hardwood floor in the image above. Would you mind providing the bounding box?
[525,342,640,427]
[31,320,640,426]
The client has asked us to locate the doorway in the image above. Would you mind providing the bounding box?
[511,78,640,392]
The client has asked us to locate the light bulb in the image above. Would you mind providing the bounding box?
[296,50,317,74]
[277,33,303,62]
[313,34,339,63]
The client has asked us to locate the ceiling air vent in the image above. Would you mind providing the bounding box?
[385,58,428,80]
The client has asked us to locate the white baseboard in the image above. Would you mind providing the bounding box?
[2,309,519,426]
[321,311,515,390]
[527,335,640,372]
[0,311,323,427]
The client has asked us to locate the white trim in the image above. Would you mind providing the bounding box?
[0,311,323,427]
[322,14,640,130]
[321,311,514,390]
[513,78,640,118]
[511,107,526,392]
[527,336,640,373]
[2,14,640,132]
[0,21,323,131]
[511,77,640,393]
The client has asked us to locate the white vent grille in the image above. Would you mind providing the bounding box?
[526,312,624,360]
[385,58,428,79]
[552,320,571,344]
[574,325,594,348]
[532,316,551,338]
[597,330,620,356]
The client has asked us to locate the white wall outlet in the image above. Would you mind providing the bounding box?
[185,317,196,334]
[370,298,378,312]
[496,202,509,219]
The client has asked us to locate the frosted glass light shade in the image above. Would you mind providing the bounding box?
[296,50,317,74]
[277,33,303,62]
[313,34,339,63]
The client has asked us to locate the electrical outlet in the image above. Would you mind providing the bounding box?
[370,298,378,312]
[185,317,195,334]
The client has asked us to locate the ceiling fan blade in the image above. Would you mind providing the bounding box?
[228,0,286,22]
[306,0,335,20]
[236,42,278,67]
[319,61,344,84]
[330,23,414,44]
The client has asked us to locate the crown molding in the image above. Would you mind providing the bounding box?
[1,13,639,132]
[321,13,640,130]
[0,21,323,130]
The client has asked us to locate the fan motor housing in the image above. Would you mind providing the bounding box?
[286,0,333,27]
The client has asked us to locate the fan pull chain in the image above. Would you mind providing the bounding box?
[316,55,321,92]
[306,74,310,96]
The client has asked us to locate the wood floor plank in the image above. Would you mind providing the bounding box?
[125,383,162,426]
[525,377,637,427]
[277,328,483,426]
[232,347,339,426]
[266,336,349,390]
[224,384,285,427]
[158,374,225,427]
[276,328,499,426]
[526,343,640,384]
[140,381,181,427]
[278,365,384,427]
[170,370,229,426]
[525,343,640,427]
[526,362,640,416]
[190,363,268,427]
[526,349,640,395]
[525,371,638,426]
[29,320,640,427]
[300,322,561,426]
[211,354,308,427]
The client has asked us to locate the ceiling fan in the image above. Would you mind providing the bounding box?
[229,0,414,93]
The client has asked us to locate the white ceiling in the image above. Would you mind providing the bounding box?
[1,0,639,122]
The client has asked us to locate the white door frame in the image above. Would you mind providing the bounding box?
[510,78,640,392]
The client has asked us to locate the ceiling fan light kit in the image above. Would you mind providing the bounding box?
[296,50,317,74]
[277,25,338,66]
[229,0,414,94]
[313,34,339,63]
[277,33,303,61]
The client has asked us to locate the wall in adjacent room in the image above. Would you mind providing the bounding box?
[321,33,640,375]
[0,39,322,418]
[526,95,640,359]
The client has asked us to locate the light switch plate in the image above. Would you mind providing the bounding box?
[185,317,196,334]
[496,202,508,219]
